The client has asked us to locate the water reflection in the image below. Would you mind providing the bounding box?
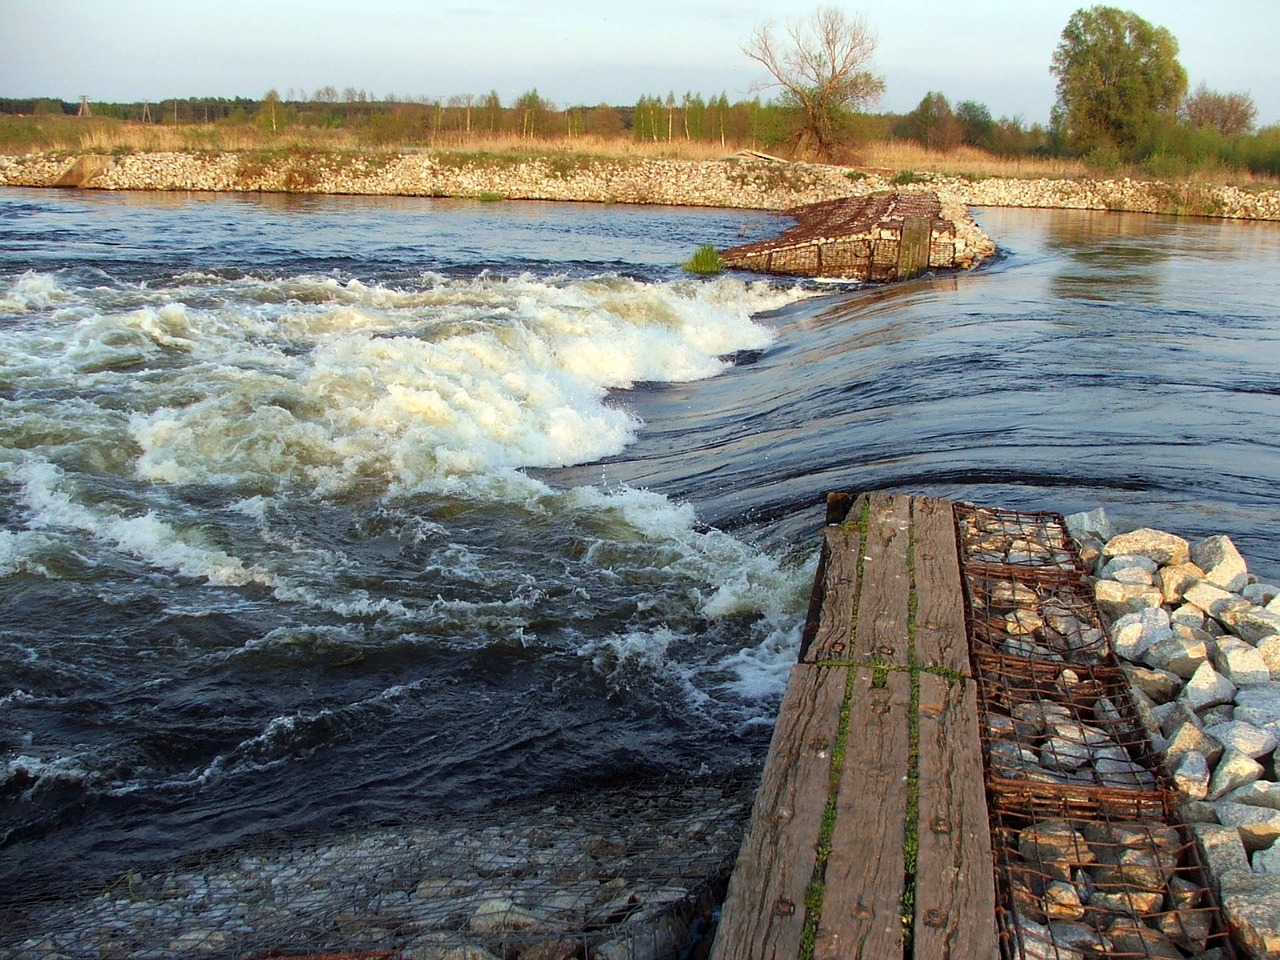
[1043,210,1174,302]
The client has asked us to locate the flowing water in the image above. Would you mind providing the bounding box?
[2,189,1278,902]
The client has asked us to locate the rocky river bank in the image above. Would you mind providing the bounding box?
[1067,513,1280,958]
[2,150,1279,222]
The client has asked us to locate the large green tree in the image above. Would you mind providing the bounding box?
[1050,6,1186,153]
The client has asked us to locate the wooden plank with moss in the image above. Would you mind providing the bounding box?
[801,524,862,664]
[850,491,912,667]
[710,662,849,960]
[911,496,971,676]
[813,668,911,959]
[913,674,999,959]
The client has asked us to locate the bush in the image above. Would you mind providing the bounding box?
[890,169,928,185]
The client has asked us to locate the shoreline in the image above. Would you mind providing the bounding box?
[3,150,1280,221]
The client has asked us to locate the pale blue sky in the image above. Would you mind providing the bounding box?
[3,0,1277,125]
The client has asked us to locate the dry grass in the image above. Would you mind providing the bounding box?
[3,116,1274,188]
[850,141,1091,180]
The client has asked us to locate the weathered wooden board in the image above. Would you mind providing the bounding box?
[898,216,932,279]
[914,674,999,960]
[711,663,847,960]
[814,669,911,960]
[911,496,971,676]
[851,491,912,666]
[802,524,861,664]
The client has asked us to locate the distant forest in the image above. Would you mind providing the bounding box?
[2,87,1277,179]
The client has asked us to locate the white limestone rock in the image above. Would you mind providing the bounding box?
[1253,842,1280,874]
[1257,635,1280,679]
[1171,750,1210,799]
[1232,607,1280,645]
[1207,747,1264,801]
[1143,632,1208,679]
[1205,720,1278,760]
[1111,608,1172,661]
[1193,822,1251,878]
[1065,508,1114,545]
[1160,563,1206,605]
[1191,534,1249,593]
[469,898,543,934]
[1122,664,1181,704]
[1234,686,1280,728]
[1102,528,1190,566]
[1217,870,1280,959]
[1153,700,1192,737]
[1216,803,1280,851]
[1094,580,1163,621]
[1169,603,1206,628]
[1222,781,1280,811]
[1043,880,1085,921]
[1182,579,1251,624]
[1100,554,1158,586]
[1181,661,1237,712]
[1242,582,1279,606]
[1209,636,1272,687]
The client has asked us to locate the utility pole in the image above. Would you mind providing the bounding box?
[77,96,91,117]
[141,100,152,123]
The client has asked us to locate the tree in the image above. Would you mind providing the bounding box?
[1182,83,1257,137]
[259,89,281,133]
[743,6,884,157]
[516,89,548,139]
[1050,6,1187,153]
[897,91,961,151]
[955,100,995,148]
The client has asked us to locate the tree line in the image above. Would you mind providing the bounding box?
[2,6,1276,176]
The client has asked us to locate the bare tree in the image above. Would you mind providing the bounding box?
[1182,82,1257,137]
[743,6,884,157]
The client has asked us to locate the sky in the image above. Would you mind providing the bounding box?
[2,0,1278,127]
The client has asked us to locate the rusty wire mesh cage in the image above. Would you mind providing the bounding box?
[0,775,750,960]
[974,658,1166,799]
[991,799,1239,959]
[954,503,1086,581]
[964,570,1114,665]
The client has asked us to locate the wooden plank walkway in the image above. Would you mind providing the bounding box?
[712,492,998,960]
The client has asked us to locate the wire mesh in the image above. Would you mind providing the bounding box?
[975,657,1165,800]
[992,800,1237,959]
[965,571,1114,665]
[952,502,1240,960]
[0,775,750,960]
[954,503,1086,581]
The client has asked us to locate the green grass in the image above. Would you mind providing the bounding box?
[682,244,724,275]
[475,191,505,202]
[891,169,929,185]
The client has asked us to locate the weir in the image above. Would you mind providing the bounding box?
[711,492,1240,960]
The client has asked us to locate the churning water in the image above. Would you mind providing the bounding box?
[1,189,1278,899]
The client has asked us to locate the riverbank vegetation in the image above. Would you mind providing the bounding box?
[2,6,1276,184]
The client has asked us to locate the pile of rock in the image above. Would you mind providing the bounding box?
[1068,510,1280,958]
[4,151,1280,222]
[2,779,748,960]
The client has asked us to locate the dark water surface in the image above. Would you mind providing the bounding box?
[1,189,1277,897]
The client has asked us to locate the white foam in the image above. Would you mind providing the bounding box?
[0,271,69,313]
[12,459,273,588]
[116,273,799,498]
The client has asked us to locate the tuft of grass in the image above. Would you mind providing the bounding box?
[475,191,505,202]
[891,169,929,185]
[682,244,724,275]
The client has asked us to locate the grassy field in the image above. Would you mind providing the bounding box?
[1,114,1274,187]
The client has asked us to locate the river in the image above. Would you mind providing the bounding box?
[1,189,1278,911]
